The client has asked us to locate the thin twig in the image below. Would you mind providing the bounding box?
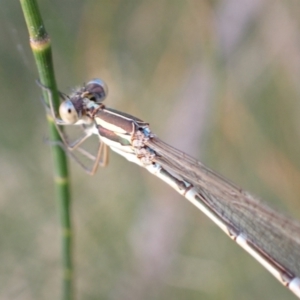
[19,1,73,299]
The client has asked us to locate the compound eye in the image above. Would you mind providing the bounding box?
[59,100,79,124]
[86,78,108,103]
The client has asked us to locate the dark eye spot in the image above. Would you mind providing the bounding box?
[68,109,72,113]
[90,96,96,101]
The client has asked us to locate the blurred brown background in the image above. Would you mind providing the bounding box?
[1,0,300,299]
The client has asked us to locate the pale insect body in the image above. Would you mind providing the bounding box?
[46,78,300,299]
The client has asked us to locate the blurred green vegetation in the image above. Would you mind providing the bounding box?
[1,1,300,299]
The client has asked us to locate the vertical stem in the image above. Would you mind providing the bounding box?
[19,1,73,299]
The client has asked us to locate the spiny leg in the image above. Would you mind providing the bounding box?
[48,139,109,175]
[66,140,109,175]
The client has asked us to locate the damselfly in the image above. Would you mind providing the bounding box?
[45,79,300,298]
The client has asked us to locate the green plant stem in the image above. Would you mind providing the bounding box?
[19,1,73,299]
